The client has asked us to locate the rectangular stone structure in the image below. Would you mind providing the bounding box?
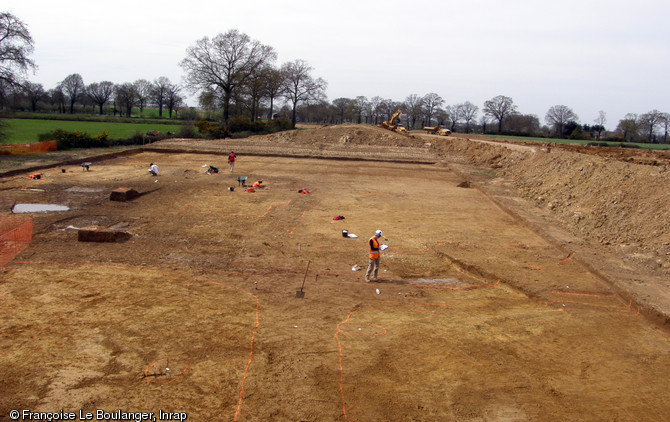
[110,188,139,202]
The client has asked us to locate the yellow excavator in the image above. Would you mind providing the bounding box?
[380,109,408,134]
[423,125,451,136]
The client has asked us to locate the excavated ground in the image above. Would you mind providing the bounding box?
[1,124,669,421]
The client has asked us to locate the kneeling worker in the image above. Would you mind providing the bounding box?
[149,163,158,176]
[366,229,384,282]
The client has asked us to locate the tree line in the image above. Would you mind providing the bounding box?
[1,11,667,143]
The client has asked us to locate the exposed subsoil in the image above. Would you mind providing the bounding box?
[1,124,669,421]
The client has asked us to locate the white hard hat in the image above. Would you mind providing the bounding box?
[375,230,382,237]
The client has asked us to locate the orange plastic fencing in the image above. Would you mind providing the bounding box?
[0,141,57,155]
[0,215,33,267]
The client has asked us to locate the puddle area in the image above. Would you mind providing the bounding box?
[12,203,70,213]
[65,187,103,193]
[413,278,462,285]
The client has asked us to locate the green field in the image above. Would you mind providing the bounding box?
[1,119,183,144]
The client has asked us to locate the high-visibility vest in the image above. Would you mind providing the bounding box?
[369,236,380,259]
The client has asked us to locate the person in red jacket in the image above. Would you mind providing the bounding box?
[365,230,383,282]
[228,151,236,173]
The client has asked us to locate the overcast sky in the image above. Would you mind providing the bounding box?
[4,0,669,129]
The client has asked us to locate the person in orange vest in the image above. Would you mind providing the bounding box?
[365,230,383,282]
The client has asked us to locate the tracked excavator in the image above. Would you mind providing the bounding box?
[380,109,408,134]
[423,125,451,136]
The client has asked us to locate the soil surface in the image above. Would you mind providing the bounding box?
[1,124,669,421]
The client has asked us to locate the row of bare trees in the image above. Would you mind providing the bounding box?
[305,94,526,135]
[15,75,184,118]
[180,29,327,128]
[0,11,183,119]
[614,111,670,143]
[299,95,667,143]
[1,11,667,142]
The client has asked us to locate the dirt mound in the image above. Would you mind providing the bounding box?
[148,124,436,163]
[264,123,426,148]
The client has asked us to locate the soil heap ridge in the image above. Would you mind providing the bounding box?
[435,137,670,257]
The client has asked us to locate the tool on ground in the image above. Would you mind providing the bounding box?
[296,260,310,298]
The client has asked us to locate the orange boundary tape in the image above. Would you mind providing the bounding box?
[559,252,575,262]
[536,290,640,316]
[550,291,616,298]
[0,216,33,267]
[0,140,57,155]
[334,303,449,420]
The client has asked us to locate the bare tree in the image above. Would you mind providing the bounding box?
[349,96,368,124]
[422,93,444,127]
[198,89,216,113]
[368,96,384,125]
[484,95,517,133]
[180,29,276,127]
[362,98,374,124]
[61,73,84,114]
[403,94,423,129]
[506,114,540,135]
[332,97,352,123]
[434,109,449,126]
[545,105,578,138]
[479,115,491,133]
[281,60,327,128]
[165,83,183,119]
[115,83,137,118]
[263,66,284,120]
[639,110,664,143]
[593,110,607,140]
[458,101,479,133]
[242,65,271,121]
[23,81,44,112]
[47,85,66,113]
[86,81,114,115]
[661,113,670,144]
[444,105,459,131]
[382,100,402,123]
[0,12,36,89]
[615,114,640,142]
[151,77,173,118]
[133,79,152,115]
